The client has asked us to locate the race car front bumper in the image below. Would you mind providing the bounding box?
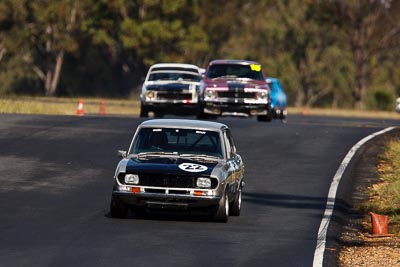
[202,102,270,117]
[112,185,222,211]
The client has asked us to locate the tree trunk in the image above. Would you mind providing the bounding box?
[44,1,77,96]
[45,25,53,96]
[352,23,368,109]
[0,46,5,62]
[50,51,64,96]
[295,88,305,108]
[353,74,367,110]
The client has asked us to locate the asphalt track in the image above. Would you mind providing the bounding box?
[0,114,399,267]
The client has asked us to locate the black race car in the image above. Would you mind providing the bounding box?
[110,119,244,222]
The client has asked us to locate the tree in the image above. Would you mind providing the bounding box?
[1,0,82,96]
[28,0,81,96]
[197,0,243,66]
[216,1,338,108]
[320,0,400,109]
[80,0,209,95]
[0,1,36,94]
[120,0,209,65]
[1,0,400,109]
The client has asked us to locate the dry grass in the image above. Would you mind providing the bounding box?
[0,96,140,116]
[361,139,400,234]
[1,96,400,119]
[290,106,400,119]
[339,139,400,267]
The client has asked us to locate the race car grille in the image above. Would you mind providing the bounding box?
[139,174,196,188]
[118,173,217,189]
[157,92,192,100]
[217,91,256,99]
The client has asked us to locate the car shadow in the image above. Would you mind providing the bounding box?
[243,191,350,212]
[105,209,216,223]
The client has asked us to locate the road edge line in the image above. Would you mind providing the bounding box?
[312,126,395,267]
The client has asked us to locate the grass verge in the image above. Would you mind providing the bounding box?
[0,96,140,116]
[1,96,400,119]
[360,138,400,234]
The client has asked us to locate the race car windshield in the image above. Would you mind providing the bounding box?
[131,128,223,158]
[206,64,264,81]
[149,72,201,82]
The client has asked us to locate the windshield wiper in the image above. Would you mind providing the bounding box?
[137,151,178,159]
[179,153,221,161]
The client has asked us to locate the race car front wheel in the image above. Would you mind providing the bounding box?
[110,196,128,218]
[140,103,149,117]
[196,105,209,120]
[213,190,229,223]
[230,186,242,216]
[257,104,273,122]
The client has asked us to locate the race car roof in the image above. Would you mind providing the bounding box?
[208,59,261,66]
[139,119,228,132]
[149,63,200,71]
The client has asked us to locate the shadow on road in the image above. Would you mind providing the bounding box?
[243,191,351,219]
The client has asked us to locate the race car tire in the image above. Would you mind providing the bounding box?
[213,190,229,222]
[196,106,209,120]
[230,186,242,216]
[110,196,129,218]
[257,114,272,122]
[140,103,149,118]
[132,207,146,218]
[257,105,273,122]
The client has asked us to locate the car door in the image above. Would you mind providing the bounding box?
[223,129,242,197]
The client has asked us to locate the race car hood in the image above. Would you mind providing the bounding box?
[125,157,218,176]
[203,79,268,90]
[145,81,199,91]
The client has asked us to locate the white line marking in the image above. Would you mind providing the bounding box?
[312,127,395,267]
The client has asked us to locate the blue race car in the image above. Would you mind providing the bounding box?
[266,77,287,119]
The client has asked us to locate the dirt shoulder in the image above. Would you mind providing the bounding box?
[333,128,400,266]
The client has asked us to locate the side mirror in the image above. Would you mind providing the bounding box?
[117,150,127,158]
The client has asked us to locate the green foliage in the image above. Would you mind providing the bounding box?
[0,56,42,95]
[366,88,396,111]
[366,58,398,110]
[0,0,400,108]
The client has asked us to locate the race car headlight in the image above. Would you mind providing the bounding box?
[257,90,268,100]
[204,89,215,99]
[197,177,211,188]
[145,91,155,100]
[125,174,139,185]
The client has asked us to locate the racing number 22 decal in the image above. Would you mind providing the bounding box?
[178,163,208,173]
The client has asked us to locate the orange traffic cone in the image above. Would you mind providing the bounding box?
[370,212,388,235]
[77,99,84,116]
[99,100,106,116]
[301,106,308,116]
